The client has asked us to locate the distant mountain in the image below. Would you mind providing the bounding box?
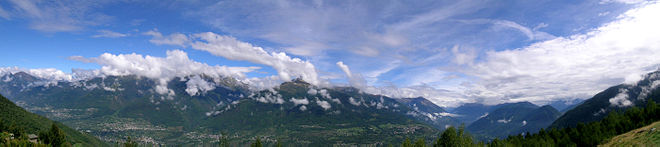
[466,102,561,140]
[547,99,584,113]
[550,70,660,128]
[0,72,450,145]
[395,97,460,128]
[449,103,498,125]
[0,94,106,146]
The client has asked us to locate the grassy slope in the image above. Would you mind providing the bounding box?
[600,121,660,146]
[0,94,107,146]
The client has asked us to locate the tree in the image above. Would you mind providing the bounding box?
[250,137,262,147]
[435,127,458,147]
[218,133,229,147]
[402,138,413,147]
[275,139,282,147]
[414,138,426,147]
[39,123,67,147]
[124,136,138,147]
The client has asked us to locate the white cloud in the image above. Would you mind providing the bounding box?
[336,62,352,79]
[0,67,72,81]
[437,112,460,117]
[461,2,660,105]
[348,97,361,106]
[336,61,366,89]
[492,20,556,41]
[143,29,190,47]
[254,91,285,104]
[451,45,477,65]
[185,75,216,96]
[190,32,320,85]
[479,113,489,119]
[144,30,321,86]
[522,120,527,126]
[497,118,512,123]
[457,19,556,41]
[299,105,307,111]
[92,30,128,38]
[290,97,309,105]
[364,84,467,107]
[610,89,632,107]
[307,88,318,95]
[316,100,331,110]
[70,50,258,95]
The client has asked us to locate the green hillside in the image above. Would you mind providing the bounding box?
[0,94,107,146]
[600,121,660,146]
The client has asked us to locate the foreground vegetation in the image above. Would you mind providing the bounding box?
[0,94,106,146]
[601,120,660,146]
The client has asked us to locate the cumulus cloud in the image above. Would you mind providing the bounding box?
[348,97,361,106]
[610,89,632,107]
[70,50,258,95]
[143,30,321,86]
[0,67,72,81]
[460,2,660,105]
[190,32,320,85]
[185,75,216,96]
[316,100,331,110]
[92,30,128,38]
[290,97,309,105]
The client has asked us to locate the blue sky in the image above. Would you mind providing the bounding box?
[1,0,658,107]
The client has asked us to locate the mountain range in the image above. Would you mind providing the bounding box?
[3,69,656,145]
[0,72,455,145]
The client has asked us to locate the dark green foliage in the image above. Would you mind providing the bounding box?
[123,136,138,147]
[0,94,106,146]
[414,138,426,147]
[493,100,660,146]
[250,138,262,147]
[275,139,282,147]
[416,100,660,146]
[402,138,412,147]
[218,133,229,147]
[38,123,68,146]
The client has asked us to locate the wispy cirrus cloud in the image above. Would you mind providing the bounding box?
[4,0,113,32]
[92,30,128,38]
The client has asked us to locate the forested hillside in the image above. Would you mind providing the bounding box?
[0,94,106,146]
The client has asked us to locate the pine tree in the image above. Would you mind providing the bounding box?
[218,132,229,147]
[402,138,413,147]
[124,136,138,147]
[414,138,425,147]
[250,137,262,147]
